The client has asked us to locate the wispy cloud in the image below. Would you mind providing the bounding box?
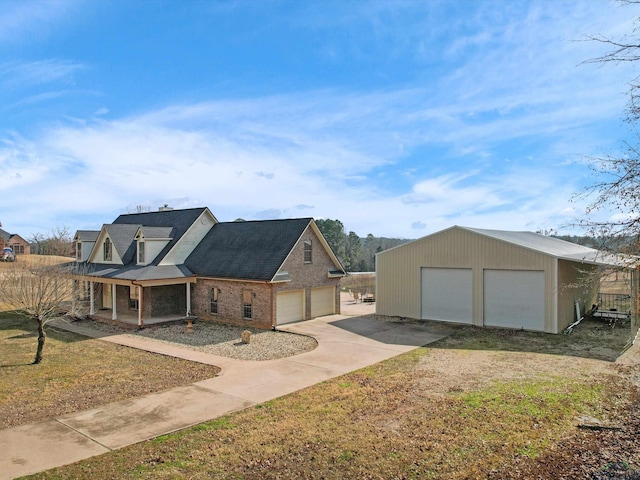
[0,0,636,239]
[0,59,84,88]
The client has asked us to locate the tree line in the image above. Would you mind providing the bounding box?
[315,219,410,272]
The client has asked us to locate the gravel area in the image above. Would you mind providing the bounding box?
[71,319,318,361]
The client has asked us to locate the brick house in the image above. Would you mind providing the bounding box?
[0,228,30,255]
[71,207,345,328]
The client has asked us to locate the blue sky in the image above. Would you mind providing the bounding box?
[0,0,637,239]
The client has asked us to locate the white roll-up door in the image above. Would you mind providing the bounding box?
[421,268,473,324]
[483,269,545,331]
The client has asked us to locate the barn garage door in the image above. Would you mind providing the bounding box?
[421,268,473,324]
[311,286,335,318]
[276,290,304,325]
[483,270,545,331]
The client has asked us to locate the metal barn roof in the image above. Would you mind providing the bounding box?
[463,227,632,267]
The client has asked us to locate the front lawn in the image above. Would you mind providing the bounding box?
[0,312,220,429]
[21,322,640,479]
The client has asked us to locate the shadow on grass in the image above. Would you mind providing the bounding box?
[331,313,633,363]
[0,311,88,344]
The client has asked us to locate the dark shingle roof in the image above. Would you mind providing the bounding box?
[138,226,174,239]
[81,263,194,281]
[113,207,208,265]
[0,228,10,243]
[185,218,312,280]
[76,230,100,242]
[104,224,140,263]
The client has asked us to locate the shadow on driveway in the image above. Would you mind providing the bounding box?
[328,316,462,346]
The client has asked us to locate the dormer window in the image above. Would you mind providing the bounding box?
[304,240,312,263]
[103,238,112,261]
[138,241,145,264]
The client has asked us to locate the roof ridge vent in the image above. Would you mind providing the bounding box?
[159,204,173,211]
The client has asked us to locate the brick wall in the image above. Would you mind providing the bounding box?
[190,224,343,328]
[9,237,30,255]
[192,279,273,329]
[150,285,187,316]
[276,225,342,319]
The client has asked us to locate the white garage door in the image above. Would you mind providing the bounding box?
[276,290,305,325]
[421,268,473,324]
[483,269,545,331]
[311,286,335,318]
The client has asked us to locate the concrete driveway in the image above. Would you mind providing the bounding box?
[0,314,457,480]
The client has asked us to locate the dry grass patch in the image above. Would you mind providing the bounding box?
[0,312,220,429]
[24,323,638,480]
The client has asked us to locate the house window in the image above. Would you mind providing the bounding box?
[210,288,219,315]
[304,240,312,263]
[104,238,112,261]
[11,244,24,254]
[243,290,253,319]
[76,242,82,260]
[138,241,145,264]
[129,286,139,310]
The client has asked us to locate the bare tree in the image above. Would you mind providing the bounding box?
[0,259,75,364]
[29,227,74,257]
[576,1,640,254]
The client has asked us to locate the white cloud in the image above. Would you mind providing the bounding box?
[0,1,636,239]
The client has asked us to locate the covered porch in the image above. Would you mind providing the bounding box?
[87,309,195,328]
[71,274,197,329]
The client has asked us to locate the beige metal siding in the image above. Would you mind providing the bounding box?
[377,227,559,333]
[557,260,599,332]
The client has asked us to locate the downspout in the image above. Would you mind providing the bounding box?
[271,282,276,331]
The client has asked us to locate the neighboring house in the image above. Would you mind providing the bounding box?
[376,226,636,334]
[0,228,30,255]
[71,207,345,329]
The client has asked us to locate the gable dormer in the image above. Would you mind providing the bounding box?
[74,230,100,262]
[135,226,174,265]
[88,224,140,265]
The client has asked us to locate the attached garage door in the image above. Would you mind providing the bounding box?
[311,286,335,318]
[276,290,304,325]
[483,270,545,331]
[421,268,473,324]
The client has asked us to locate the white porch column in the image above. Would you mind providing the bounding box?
[186,283,192,316]
[138,285,143,328]
[89,282,95,315]
[111,285,117,320]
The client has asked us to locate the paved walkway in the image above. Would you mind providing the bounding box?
[1,312,457,480]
